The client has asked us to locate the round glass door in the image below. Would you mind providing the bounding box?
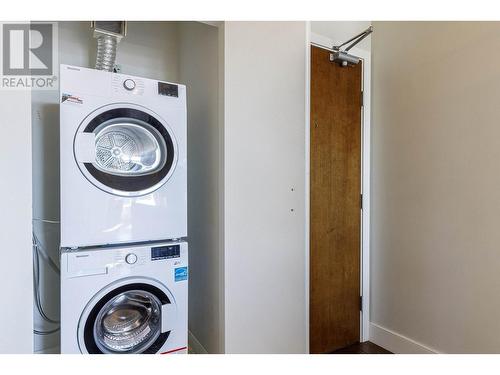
[94,119,167,176]
[93,290,161,354]
[75,105,177,197]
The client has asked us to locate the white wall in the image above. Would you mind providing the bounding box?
[178,22,223,354]
[223,21,307,353]
[311,21,371,52]
[57,21,179,81]
[371,21,500,353]
[0,89,33,353]
[32,89,61,353]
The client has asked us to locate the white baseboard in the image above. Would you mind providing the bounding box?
[188,330,208,354]
[369,322,439,354]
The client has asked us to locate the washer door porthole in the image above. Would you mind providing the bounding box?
[93,290,162,354]
[81,282,173,354]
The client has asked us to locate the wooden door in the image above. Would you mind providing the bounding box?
[309,45,362,354]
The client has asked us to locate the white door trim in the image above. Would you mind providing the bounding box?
[304,21,311,354]
[307,31,372,345]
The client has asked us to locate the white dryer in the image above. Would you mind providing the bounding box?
[60,65,187,247]
[61,241,188,354]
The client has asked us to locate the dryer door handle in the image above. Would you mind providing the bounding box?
[161,303,177,333]
[75,133,96,163]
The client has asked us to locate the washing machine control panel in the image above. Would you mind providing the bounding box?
[151,244,180,260]
[125,253,138,264]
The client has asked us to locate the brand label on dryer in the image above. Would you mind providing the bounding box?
[174,266,188,282]
[61,93,83,104]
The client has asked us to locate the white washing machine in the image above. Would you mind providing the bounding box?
[61,241,188,354]
[60,65,187,248]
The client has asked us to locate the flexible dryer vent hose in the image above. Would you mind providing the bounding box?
[95,34,117,72]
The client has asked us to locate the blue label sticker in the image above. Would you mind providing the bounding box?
[175,266,188,282]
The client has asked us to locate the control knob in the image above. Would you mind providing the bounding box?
[123,79,136,91]
[125,253,138,264]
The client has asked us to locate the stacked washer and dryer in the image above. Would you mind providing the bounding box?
[59,65,188,354]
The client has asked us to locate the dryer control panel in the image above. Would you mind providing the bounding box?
[112,74,145,95]
[158,82,178,97]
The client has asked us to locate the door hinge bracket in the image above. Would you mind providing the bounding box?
[360,296,363,311]
[360,193,363,210]
[361,90,364,107]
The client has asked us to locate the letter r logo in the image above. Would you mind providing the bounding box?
[2,23,53,75]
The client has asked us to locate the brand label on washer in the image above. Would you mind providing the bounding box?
[174,266,188,282]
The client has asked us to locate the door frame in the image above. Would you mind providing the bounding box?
[306,30,371,349]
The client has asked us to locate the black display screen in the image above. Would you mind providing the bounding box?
[151,245,180,260]
[158,82,178,97]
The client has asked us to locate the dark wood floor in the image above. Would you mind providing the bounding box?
[331,341,392,354]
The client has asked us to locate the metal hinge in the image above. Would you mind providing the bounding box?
[360,296,363,311]
[361,91,364,107]
[360,194,363,210]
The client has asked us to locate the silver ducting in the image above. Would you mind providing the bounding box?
[95,34,117,71]
[91,21,127,72]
